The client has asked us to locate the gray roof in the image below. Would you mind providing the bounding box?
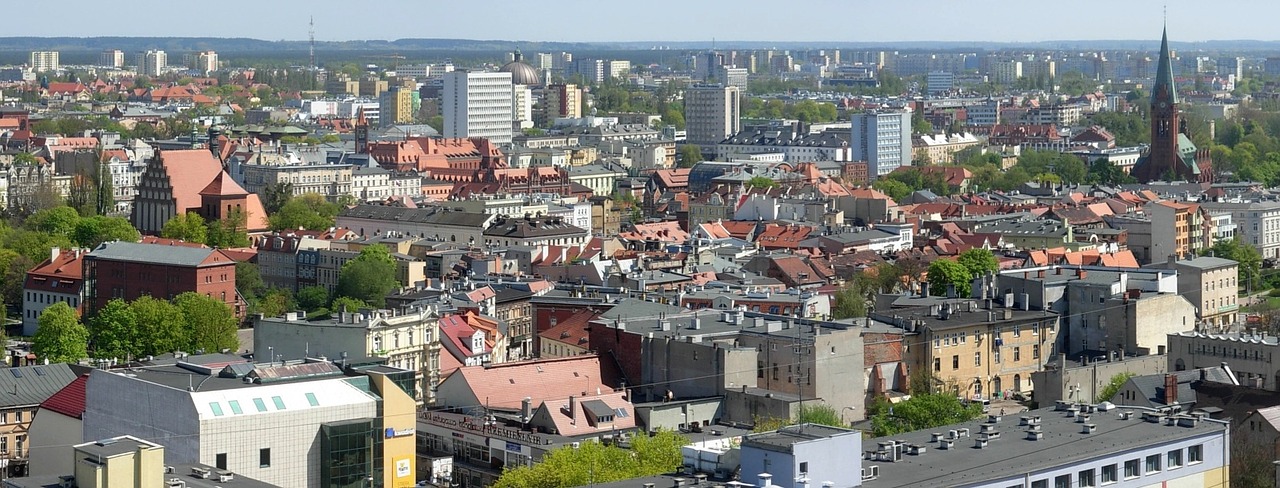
[1125,368,1234,408]
[863,404,1227,488]
[598,299,685,321]
[743,423,859,453]
[1172,256,1238,270]
[0,363,79,408]
[338,205,494,228]
[87,241,220,267]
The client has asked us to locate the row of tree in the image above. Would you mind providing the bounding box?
[33,292,239,363]
[492,430,686,488]
[831,249,998,320]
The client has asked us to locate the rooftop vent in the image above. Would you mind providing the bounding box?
[974,438,989,448]
[1026,430,1044,441]
[1081,423,1097,434]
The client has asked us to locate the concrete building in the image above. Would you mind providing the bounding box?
[379,85,416,128]
[22,248,87,336]
[541,84,582,125]
[254,307,441,404]
[684,84,741,156]
[1151,255,1239,330]
[11,435,280,488]
[443,71,514,145]
[1065,270,1197,357]
[0,364,81,479]
[138,50,167,76]
[740,424,863,488]
[83,356,418,488]
[1168,331,1280,390]
[851,109,912,179]
[27,51,58,72]
[99,49,124,68]
[716,66,749,90]
[1032,353,1168,406]
[991,59,1023,84]
[926,70,954,95]
[1201,201,1280,260]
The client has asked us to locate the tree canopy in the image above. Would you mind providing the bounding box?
[869,392,984,437]
[88,298,138,359]
[927,259,973,297]
[173,292,240,353]
[33,302,89,363]
[268,193,339,231]
[492,430,687,488]
[956,249,999,281]
[336,246,399,308]
[160,211,209,244]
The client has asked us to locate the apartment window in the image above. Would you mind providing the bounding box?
[1079,468,1096,487]
[1145,454,1161,473]
[14,412,21,423]
[0,413,6,424]
[1124,459,1140,479]
[994,348,1001,363]
[952,355,959,370]
[1031,481,1047,488]
[1101,464,1117,484]
[1054,474,1070,488]
[975,352,981,367]
[0,436,6,454]
[799,462,808,474]
[1033,345,1041,359]
[1168,449,1183,468]
[1188,444,1203,463]
[259,448,271,468]
[216,453,227,470]
[934,358,941,372]
[1013,325,1020,337]
[1014,347,1021,362]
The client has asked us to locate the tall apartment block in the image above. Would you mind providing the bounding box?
[443,71,514,145]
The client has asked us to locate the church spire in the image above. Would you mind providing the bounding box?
[1153,25,1179,105]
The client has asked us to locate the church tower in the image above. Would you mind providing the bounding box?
[354,106,369,154]
[1131,27,1210,183]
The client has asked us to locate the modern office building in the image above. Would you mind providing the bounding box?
[926,70,954,95]
[716,66,749,90]
[28,51,59,72]
[851,109,912,178]
[684,83,741,156]
[443,71,514,145]
[83,355,418,488]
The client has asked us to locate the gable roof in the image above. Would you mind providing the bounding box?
[441,355,621,411]
[38,373,88,419]
[0,364,80,408]
[87,241,232,267]
[156,149,226,214]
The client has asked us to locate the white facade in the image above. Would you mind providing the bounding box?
[851,109,912,178]
[444,71,514,145]
[196,50,218,74]
[29,51,59,72]
[139,50,167,76]
[512,84,533,129]
[100,49,124,68]
[1203,201,1280,259]
[22,287,81,337]
[684,84,741,152]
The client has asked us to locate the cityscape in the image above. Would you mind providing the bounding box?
[3,6,1280,488]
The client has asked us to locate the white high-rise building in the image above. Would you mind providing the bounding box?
[138,50,167,76]
[606,60,631,80]
[512,84,533,130]
[99,49,124,68]
[443,71,514,144]
[684,83,741,155]
[29,51,59,72]
[196,50,218,74]
[851,109,912,178]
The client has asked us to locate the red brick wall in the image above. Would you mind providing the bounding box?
[89,259,238,316]
[587,323,644,386]
[863,331,905,368]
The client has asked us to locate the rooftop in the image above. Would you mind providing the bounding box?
[86,241,229,267]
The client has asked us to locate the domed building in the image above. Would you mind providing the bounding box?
[499,48,541,87]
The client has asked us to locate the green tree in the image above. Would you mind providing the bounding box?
[1098,372,1135,402]
[161,211,208,244]
[129,296,189,356]
[745,176,777,188]
[0,249,32,308]
[927,259,972,297]
[1056,155,1089,184]
[236,261,267,304]
[269,193,339,231]
[297,286,330,313]
[256,289,295,318]
[677,144,703,168]
[869,392,983,436]
[25,206,81,236]
[336,245,399,307]
[753,404,848,432]
[173,292,240,353]
[493,430,687,488]
[872,178,912,202]
[259,182,295,214]
[88,298,139,359]
[956,249,999,281]
[330,296,368,314]
[831,281,869,320]
[206,209,251,248]
[1204,237,1263,292]
[72,216,139,248]
[32,302,89,363]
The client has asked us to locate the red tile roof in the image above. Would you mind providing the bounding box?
[24,248,87,293]
[441,355,620,411]
[39,374,87,419]
[198,171,249,196]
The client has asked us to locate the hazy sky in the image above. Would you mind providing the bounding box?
[3,0,1274,43]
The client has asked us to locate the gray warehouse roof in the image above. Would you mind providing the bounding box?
[87,241,222,267]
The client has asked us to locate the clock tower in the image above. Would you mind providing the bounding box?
[1131,27,1211,183]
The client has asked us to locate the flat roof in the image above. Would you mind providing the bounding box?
[862,405,1226,488]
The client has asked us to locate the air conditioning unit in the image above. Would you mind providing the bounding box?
[861,466,880,481]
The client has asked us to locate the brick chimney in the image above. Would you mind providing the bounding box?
[1163,374,1178,405]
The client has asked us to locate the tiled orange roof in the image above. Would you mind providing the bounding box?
[442,355,620,410]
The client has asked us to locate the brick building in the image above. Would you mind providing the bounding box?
[83,241,242,318]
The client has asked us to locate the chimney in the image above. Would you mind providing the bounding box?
[1037,269,1045,278]
[569,395,578,423]
[50,246,61,263]
[521,397,532,421]
[1077,269,1087,280]
[921,281,929,298]
[1163,374,1177,406]
[759,473,773,488]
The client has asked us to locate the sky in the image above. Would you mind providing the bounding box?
[3,0,1277,43]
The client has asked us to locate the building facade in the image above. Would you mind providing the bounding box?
[851,109,912,179]
[444,71,514,145]
[82,241,241,318]
[684,84,741,155]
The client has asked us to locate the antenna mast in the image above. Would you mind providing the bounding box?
[309,16,317,90]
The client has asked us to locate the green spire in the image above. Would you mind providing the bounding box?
[1152,26,1179,105]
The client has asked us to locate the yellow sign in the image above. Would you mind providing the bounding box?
[396,458,411,478]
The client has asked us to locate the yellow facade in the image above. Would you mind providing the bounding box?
[916,314,1057,399]
[370,372,418,488]
[72,437,165,488]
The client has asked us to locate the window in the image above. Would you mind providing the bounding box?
[259,448,271,468]
[1145,454,1161,473]
[1014,347,1021,362]
[1101,464,1117,484]
[306,392,320,407]
[1189,444,1203,463]
[0,413,6,424]
[994,348,1001,363]
[1033,345,1040,359]
[799,462,808,475]
[252,398,268,412]
[934,358,941,372]
[1124,459,1140,479]
[1168,449,1183,468]
[1079,468,1096,487]
[14,412,21,423]
[1031,481,1047,488]
[1013,325,1020,337]
[975,352,982,367]
[1054,474,1070,488]
[209,402,224,416]
[952,355,959,370]
[271,396,286,410]
[216,453,227,470]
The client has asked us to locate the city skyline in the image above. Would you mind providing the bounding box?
[3,0,1278,44]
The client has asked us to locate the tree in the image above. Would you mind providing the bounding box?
[25,206,81,237]
[236,260,267,305]
[32,302,89,363]
[753,404,848,432]
[336,246,399,308]
[330,296,367,314]
[869,391,983,437]
[269,193,339,231]
[1204,237,1262,292]
[872,178,912,202]
[259,182,294,214]
[745,176,777,188]
[173,292,239,353]
[297,286,330,313]
[677,145,703,168]
[1098,372,1135,402]
[927,259,972,297]
[88,298,139,359]
[129,296,189,356]
[255,289,295,318]
[72,216,139,248]
[492,430,687,488]
[161,211,208,244]
[831,280,869,320]
[956,249,999,282]
[205,209,250,248]
[0,249,31,308]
